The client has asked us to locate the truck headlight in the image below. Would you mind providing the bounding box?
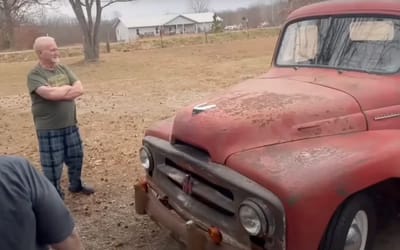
[139,146,154,173]
[239,200,268,236]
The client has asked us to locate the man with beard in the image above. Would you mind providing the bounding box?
[27,36,94,199]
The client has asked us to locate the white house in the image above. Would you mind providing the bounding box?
[115,12,222,42]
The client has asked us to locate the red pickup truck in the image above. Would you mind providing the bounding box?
[134,1,400,249]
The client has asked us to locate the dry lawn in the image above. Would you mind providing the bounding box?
[0,34,276,249]
[0,32,399,249]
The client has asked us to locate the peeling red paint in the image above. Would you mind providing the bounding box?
[171,76,367,163]
[141,2,400,250]
[226,131,400,250]
[145,117,174,142]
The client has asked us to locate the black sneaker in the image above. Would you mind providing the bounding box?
[68,185,95,195]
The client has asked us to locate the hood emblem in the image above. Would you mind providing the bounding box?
[192,103,217,115]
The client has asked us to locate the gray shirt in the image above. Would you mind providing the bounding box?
[0,156,75,250]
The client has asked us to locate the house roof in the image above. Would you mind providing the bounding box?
[181,12,222,23]
[117,12,221,28]
[118,14,177,28]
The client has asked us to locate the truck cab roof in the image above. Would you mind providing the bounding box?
[288,0,400,22]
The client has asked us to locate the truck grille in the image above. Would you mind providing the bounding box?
[144,136,286,249]
[159,158,235,216]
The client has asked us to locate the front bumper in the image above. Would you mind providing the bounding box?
[135,182,247,250]
[136,136,286,250]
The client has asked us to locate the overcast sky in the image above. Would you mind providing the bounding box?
[55,0,272,19]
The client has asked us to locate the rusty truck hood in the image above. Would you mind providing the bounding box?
[171,75,367,163]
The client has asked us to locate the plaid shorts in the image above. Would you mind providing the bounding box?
[36,125,83,190]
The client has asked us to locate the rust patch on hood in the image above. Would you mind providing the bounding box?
[215,91,320,128]
[171,78,366,163]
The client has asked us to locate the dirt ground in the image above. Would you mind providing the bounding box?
[0,36,399,249]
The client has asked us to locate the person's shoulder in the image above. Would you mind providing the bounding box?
[0,156,31,174]
[57,64,70,70]
[0,155,29,165]
[27,64,43,77]
[57,64,78,79]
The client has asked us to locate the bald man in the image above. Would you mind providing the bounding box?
[27,36,94,199]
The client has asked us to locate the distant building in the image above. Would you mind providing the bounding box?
[114,12,223,42]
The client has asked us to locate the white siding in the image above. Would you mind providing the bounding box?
[128,29,139,41]
[137,27,158,37]
[197,23,213,33]
[116,22,130,42]
[115,13,222,39]
[184,24,196,33]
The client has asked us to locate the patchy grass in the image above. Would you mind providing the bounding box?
[0,28,279,63]
[116,27,280,51]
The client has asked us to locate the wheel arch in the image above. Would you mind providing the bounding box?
[319,178,400,249]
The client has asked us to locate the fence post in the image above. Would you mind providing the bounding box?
[160,27,164,48]
[106,30,111,53]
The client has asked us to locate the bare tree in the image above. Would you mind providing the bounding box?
[68,0,132,62]
[0,0,54,49]
[219,4,285,28]
[190,0,209,13]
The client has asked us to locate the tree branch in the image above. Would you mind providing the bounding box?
[69,0,89,34]
[101,0,132,10]
[190,0,209,13]
[93,0,102,44]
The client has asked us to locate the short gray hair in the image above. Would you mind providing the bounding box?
[33,36,56,53]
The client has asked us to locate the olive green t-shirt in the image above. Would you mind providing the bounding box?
[27,64,78,130]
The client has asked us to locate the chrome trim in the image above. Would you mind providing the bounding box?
[192,103,217,115]
[143,136,286,250]
[158,164,235,214]
[373,113,400,121]
[344,210,368,250]
[239,199,269,237]
[139,146,154,174]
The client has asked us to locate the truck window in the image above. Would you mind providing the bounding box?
[276,17,400,74]
[350,21,394,41]
[279,22,318,64]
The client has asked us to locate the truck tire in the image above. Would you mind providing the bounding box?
[320,194,376,250]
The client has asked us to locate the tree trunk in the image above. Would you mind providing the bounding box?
[69,0,132,62]
[106,30,110,53]
[4,19,14,49]
[2,2,15,49]
[70,0,101,62]
[83,31,99,62]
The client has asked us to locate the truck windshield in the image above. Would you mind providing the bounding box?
[276,16,400,74]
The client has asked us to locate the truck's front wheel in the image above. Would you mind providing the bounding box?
[320,194,376,250]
